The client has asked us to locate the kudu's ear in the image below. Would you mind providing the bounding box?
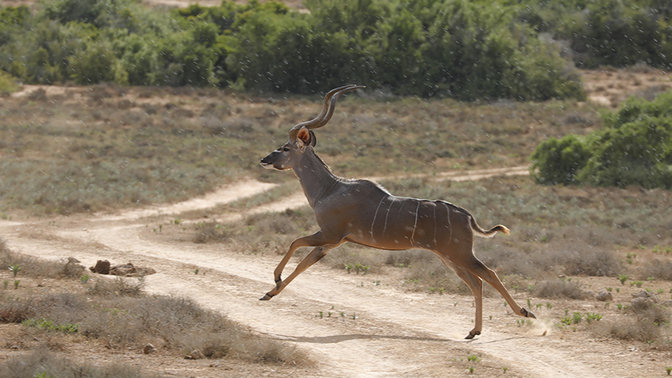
[296,127,313,149]
[309,130,317,147]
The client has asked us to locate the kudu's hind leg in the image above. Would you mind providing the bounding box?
[466,257,536,319]
[450,265,484,339]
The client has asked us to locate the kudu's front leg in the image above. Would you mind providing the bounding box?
[260,231,342,300]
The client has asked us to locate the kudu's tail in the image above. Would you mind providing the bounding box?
[470,217,510,238]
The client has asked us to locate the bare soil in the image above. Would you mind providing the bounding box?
[2,167,671,377]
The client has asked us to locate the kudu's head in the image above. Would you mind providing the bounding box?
[260,84,364,171]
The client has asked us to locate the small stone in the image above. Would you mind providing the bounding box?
[186,349,205,360]
[596,289,613,301]
[143,343,156,354]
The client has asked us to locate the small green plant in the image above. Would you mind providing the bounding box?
[8,264,21,277]
[618,274,628,285]
[546,302,552,310]
[584,312,602,324]
[467,354,480,362]
[3,280,8,290]
[23,318,79,334]
[560,316,572,326]
[665,366,671,376]
[344,264,352,274]
[194,269,199,275]
[570,312,582,324]
[14,280,20,289]
[80,274,90,284]
[354,263,369,275]
[503,367,508,373]
[629,281,643,288]
[468,366,474,374]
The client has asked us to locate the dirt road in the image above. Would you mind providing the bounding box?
[0,167,661,376]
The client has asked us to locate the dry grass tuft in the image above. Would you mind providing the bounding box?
[87,276,145,297]
[597,300,671,346]
[193,221,229,244]
[0,346,148,378]
[642,259,672,281]
[533,279,589,299]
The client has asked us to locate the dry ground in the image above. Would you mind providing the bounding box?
[1,69,672,376]
[1,169,672,377]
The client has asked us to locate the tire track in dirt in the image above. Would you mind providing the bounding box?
[0,167,625,376]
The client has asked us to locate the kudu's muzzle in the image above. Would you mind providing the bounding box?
[260,150,279,170]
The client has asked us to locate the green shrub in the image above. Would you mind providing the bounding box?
[0,70,19,96]
[532,91,672,189]
[531,134,591,185]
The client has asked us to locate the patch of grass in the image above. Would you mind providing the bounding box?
[0,250,308,366]
[193,221,229,244]
[1,87,601,215]
[642,259,672,281]
[87,276,145,297]
[596,299,671,346]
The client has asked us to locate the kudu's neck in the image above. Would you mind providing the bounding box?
[292,148,340,208]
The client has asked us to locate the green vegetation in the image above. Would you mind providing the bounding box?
[0,0,587,100]
[0,70,20,95]
[514,0,672,69]
[532,91,672,189]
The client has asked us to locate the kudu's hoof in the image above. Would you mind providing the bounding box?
[259,293,274,301]
[465,330,481,340]
[521,307,536,319]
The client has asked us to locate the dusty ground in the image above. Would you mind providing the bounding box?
[1,165,671,377]
[581,67,672,108]
[2,68,672,375]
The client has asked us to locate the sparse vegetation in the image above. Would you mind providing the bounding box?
[0,347,147,378]
[0,86,601,215]
[0,246,309,372]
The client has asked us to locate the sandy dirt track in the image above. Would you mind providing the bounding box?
[0,167,665,377]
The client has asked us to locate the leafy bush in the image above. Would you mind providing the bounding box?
[516,0,672,69]
[531,134,591,185]
[532,91,672,189]
[0,70,19,95]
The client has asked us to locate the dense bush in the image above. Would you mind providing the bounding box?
[515,0,672,69]
[531,134,592,185]
[532,91,672,189]
[4,0,668,97]
[0,0,586,100]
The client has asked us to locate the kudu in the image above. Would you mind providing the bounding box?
[259,84,535,339]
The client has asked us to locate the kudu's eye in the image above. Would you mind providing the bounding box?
[282,147,290,152]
